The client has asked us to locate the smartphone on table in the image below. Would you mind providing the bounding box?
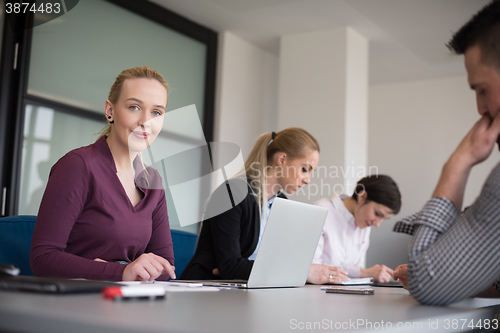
[321,286,374,295]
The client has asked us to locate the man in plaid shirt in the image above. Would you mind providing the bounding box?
[393,0,500,306]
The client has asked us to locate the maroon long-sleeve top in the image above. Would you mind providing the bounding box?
[30,136,174,281]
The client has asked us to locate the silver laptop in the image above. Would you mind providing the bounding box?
[183,198,327,289]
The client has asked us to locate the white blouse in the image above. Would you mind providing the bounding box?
[312,194,371,278]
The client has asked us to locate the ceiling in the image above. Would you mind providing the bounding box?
[150,0,491,84]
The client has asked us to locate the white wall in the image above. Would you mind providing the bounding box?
[367,75,500,269]
[214,31,500,273]
[344,28,368,194]
[277,28,347,204]
[215,31,279,161]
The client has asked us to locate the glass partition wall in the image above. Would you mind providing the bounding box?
[0,2,3,56]
[0,0,217,234]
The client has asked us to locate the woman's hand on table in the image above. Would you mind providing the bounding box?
[307,264,348,284]
[122,253,175,282]
[360,264,394,283]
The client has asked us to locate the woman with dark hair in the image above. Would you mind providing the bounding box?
[312,175,402,283]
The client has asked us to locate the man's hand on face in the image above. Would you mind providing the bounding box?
[452,113,500,168]
[431,111,500,210]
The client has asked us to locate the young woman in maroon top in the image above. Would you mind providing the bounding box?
[30,67,176,281]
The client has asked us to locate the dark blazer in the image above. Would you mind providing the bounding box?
[180,179,287,280]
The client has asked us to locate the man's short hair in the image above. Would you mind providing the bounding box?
[447,0,500,70]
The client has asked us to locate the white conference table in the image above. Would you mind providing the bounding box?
[0,285,499,333]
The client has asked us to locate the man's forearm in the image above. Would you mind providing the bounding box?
[432,152,473,211]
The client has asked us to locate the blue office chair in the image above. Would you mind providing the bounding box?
[0,215,37,276]
[170,229,198,277]
[0,215,197,277]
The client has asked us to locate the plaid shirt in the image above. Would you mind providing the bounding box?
[394,161,500,306]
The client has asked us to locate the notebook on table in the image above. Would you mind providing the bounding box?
[0,275,118,293]
[180,198,328,289]
[328,278,404,288]
[372,281,404,288]
[331,278,373,285]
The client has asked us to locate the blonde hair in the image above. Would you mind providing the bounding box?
[97,66,169,141]
[245,127,320,215]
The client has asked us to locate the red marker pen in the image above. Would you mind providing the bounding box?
[102,285,166,300]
